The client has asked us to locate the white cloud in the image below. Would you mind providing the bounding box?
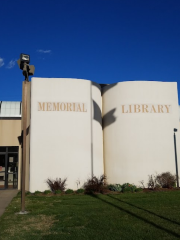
[6,59,16,69]
[0,57,4,67]
[37,49,51,53]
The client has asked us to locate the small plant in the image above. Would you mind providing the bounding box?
[121,183,137,193]
[76,188,84,194]
[76,179,81,189]
[43,190,51,195]
[65,189,74,194]
[108,184,122,192]
[139,180,145,189]
[83,174,107,194]
[46,178,67,192]
[25,191,31,196]
[55,190,62,194]
[147,175,157,189]
[156,172,176,188]
[34,191,42,195]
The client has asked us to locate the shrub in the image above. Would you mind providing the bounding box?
[84,174,107,194]
[46,178,67,192]
[108,184,122,192]
[43,190,51,195]
[154,183,161,189]
[34,191,42,195]
[25,191,31,196]
[156,172,176,188]
[121,183,137,193]
[65,189,74,194]
[55,190,62,194]
[147,172,177,189]
[76,188,84,194]
[122,188,131,193]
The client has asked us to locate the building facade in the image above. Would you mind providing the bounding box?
[0,78,179,191]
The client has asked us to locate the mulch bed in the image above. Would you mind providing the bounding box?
[23,187,180,197]
[143,187,180,193]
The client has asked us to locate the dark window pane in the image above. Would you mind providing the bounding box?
[0,175,4,181]
[0,172,5,189]
[8,147,19,152]
[8,154,18,172]
[0,147,6,152]
[0,155,5,168]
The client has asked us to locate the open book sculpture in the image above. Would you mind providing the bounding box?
[26,78,179,191]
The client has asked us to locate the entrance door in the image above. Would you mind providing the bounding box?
[0,147,19,190]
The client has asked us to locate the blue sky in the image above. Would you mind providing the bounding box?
[0,0,180,101]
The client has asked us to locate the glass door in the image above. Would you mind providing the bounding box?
[0,147,19,190]
[7,153,18,189]
[0,154,6,189]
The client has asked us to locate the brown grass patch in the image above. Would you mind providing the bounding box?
[4,214,58,237]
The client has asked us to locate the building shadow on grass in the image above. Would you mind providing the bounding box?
[89,194,180,239]
[107,194,180,227]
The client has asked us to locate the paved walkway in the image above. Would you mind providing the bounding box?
[0,190,18,217]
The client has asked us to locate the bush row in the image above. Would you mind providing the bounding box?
[22,188,85,196]
[24,171,177,195]
[108,183,143,193]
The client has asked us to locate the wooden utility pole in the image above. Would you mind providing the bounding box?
[21,80,27,212]
[17,55,35,214]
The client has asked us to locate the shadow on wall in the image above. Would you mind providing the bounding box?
[93,97,116,130]
[92,82,117,130]
[102,108,116,130]
[93,100,102,127]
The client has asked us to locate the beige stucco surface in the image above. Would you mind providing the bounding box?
[92,82,104,177]
[0,120,21,146]
[30,78,103,191]
[0,119,21,189]
[102,81,180,186]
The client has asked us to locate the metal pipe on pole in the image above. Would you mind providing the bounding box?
[174,129,179,188]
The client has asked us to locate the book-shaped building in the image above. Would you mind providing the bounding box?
[0,78,179,191]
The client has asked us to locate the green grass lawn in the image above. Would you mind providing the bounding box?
[0,191,180,240]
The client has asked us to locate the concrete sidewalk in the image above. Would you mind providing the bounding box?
[0,190,18,217]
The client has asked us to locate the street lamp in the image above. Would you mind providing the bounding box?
[20,53,30,64]
[17,53,35,81]
[173,128,179,188]
[17,54,35,213]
